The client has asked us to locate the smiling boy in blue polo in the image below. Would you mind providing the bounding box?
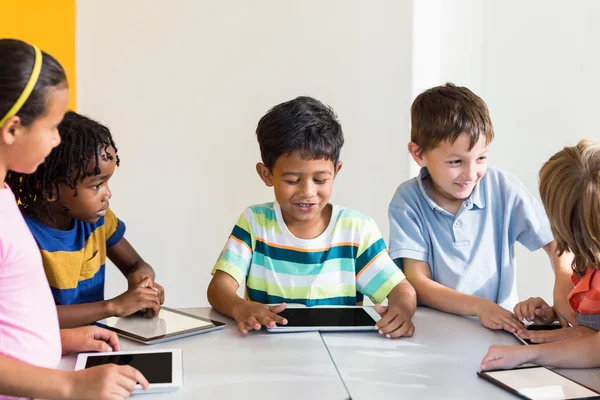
[388,83,576,332]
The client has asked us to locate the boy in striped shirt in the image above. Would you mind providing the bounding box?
[207,96,417,338]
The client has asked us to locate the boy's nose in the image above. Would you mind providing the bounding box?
[298,182,316,198]
[465,167,478,182]
[105,185,112,200]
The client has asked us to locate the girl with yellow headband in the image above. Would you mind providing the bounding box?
[0,39,148,399]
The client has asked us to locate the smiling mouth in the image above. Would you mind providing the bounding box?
[295,203,316,209]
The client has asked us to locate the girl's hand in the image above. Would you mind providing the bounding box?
[60,326,120,355]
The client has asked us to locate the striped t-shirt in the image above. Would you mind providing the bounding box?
[213,202,405,306]
[24,209,125,306]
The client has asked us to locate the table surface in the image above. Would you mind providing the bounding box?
[58,307,600,399]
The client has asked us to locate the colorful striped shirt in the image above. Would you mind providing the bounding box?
[24,209,125,306]
[213,202,405,306]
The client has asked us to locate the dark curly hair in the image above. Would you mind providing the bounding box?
[6,111,119,218]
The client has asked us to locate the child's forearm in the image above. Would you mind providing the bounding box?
[527,332,600,368]
[207,276,249,320]
[57,302,115,328]
[0,355,72,399]
[411,276,490,317]
[388,280,417,316]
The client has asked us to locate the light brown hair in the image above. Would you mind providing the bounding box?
[539,139,600,275]
[411,83,494,152]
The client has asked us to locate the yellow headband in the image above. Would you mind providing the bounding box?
[0,44,43,127]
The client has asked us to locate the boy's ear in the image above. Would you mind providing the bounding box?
[256,162,274,187]
[0,116,22,146]
[333,161,343,178]
[43,185,58,203]
[408,142,427,167]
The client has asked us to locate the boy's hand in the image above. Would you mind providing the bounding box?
[60,326,120,355]
[516,325,597,344]
[480,345,529,371]
[477,300,524,333]
[109,277,161,318]
[232,302,288,335]
[513,297,556,324]
[67,364,149,399]
[127,271,165,306]
[374,304,415,339]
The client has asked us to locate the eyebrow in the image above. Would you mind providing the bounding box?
[87,175,109,183]
[281,171,332,177]
[448,151,488,158]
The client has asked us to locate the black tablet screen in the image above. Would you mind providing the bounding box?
[85,352,172,384]
[278,308,376,327]
[522,324,563,345]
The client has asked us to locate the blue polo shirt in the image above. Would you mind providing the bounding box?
[388,167,553,310]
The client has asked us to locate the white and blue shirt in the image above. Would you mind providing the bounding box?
[388,167,553,310]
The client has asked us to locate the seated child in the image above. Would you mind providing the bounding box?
[481,139,600,370]
[388,83,574,333]
[6,111,165,329]
[0,38,147,399]
[207,96,417,338]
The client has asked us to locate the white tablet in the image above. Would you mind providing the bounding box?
[95,307,225,344]
[478,366,600,399]
[265,306,381,333]
[75,349,183,395]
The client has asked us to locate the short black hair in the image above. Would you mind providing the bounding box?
[256,96,344,170]
[6,111,119,218]
[0,38,67,126]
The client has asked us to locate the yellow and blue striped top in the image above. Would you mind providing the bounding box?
[24,209,125,305]
[213,202,405,306]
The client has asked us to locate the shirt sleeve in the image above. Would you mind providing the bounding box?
[212,208,255,285]
[388,190,429,264]
[355,217,406,304]
[509,181,554,251]
[104,208,126,248]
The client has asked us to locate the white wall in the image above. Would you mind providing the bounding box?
[414,0,600,301]
[77,0,414,307]
[79,0,600,308]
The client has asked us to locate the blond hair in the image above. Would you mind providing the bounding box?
[539,139,600,275]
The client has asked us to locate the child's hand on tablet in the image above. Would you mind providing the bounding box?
[233,302,288,335]
[516,325,597,344]
[480,345,531,370]
[109,276,161,318]
[476,300,524,333]
[373,304,415,339]
[60,326,120,355]
[68,364,149,399]
[513,297,556,324]
[127,271,166,306]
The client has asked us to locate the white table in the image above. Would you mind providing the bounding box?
[59,307,600,399]
[322,307,600,399]
[58,308,350,400]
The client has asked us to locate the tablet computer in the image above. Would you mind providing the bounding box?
[95,307,225,344]
[265,306,381,333]
[75,349,183,395]
[514,323,563,345]
[478,366,600,399]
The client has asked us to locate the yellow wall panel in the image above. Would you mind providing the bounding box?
[0,0,76,110]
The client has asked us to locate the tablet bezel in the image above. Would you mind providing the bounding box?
[75,349,183,394]
[477,366,600,400]
[265,306,381,333]
[94,306,225,344]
